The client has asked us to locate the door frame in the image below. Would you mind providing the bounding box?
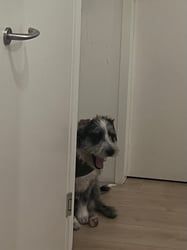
[65,1,82,250]
[114,0,135,184]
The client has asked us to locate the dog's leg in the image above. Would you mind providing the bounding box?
[74,196,89,225]
[73,216,81,231]
[88,199,99,228]
[94,183,117,219]
[96,200,117,218]
[76,201,89,225]
[74,197,81,230]
[89,214,99,227]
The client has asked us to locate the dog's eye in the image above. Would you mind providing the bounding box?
[89,131,103,144]
[108,132,117,142]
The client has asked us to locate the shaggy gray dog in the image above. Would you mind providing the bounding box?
[74,116,118,230]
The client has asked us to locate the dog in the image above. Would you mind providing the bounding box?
[74,115,118,230]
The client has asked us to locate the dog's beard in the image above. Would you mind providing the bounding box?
[79,141,118,170]
[77,147,107,170]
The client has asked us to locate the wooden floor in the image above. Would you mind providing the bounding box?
[73,178,187,250]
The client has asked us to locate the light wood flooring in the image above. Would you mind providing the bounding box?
[73,178,187,250]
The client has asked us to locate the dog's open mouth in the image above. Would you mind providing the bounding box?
[92,155,105,169]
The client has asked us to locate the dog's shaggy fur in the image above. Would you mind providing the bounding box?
[74,116,118,230]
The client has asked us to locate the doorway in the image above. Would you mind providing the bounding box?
[78,0,124,183]
[73,0,187,249]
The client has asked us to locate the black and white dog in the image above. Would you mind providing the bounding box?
[74,116,119,230]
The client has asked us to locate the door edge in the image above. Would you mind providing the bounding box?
[64,1,82,249]
[115,0,136,184]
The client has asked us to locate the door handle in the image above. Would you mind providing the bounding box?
[3,27,40,45]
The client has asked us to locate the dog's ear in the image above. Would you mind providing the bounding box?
[77,119,90,148]
[106,117,115,125]
[110,118,115,124]
[78,119,90,127]
[100,115,115,124]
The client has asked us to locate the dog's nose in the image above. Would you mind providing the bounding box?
[106,147,115,157]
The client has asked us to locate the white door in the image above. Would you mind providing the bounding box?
[0,1,81,250]
[128,0,187,181]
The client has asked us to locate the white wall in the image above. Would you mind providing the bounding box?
[128,0,187,181]
[78,0,123,182]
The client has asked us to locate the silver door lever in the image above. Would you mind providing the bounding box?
[3,27,40,45]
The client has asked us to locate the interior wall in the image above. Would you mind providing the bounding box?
[128,0,187,181]
[78,0,123,182]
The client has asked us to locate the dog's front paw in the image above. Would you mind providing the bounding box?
[77,205,89,224]
[89,215,99,227]
[73,217,81,231]
[77,215,89,224]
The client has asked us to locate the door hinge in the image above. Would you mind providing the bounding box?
[66,192,73,217]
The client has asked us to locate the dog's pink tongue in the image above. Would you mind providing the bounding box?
[95,157,104,169]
